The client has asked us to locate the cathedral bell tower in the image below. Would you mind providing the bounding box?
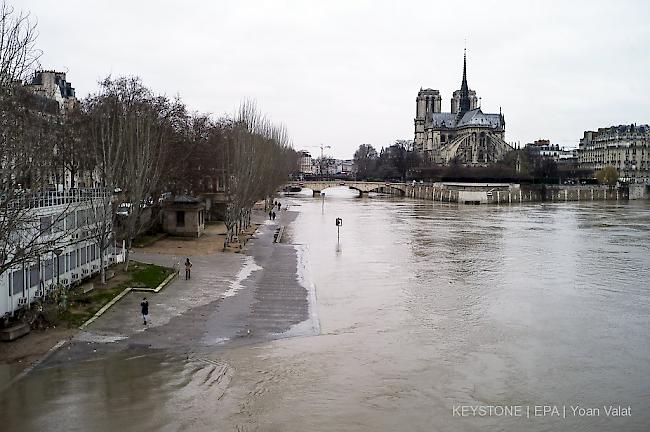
[414,88,441,153]
[416,88,442,119]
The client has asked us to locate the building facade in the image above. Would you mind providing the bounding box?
[578,124,650,183]
[298,151,313,174]
[526,139,577,162]
[0,190,122,318]
[414,51,512,165]
[335,159,354,176]
[25,70,78,114]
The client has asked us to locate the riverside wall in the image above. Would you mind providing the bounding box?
[402,183,634,204]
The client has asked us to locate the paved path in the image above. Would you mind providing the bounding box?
[41,206,318,367]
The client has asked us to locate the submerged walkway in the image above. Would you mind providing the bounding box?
[40,207,318,367]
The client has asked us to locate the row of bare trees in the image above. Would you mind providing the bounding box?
[1,0,298,284]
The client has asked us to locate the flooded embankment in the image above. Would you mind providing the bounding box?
[1,192,649,431]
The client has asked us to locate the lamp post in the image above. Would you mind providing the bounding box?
[53,247,65,310]
[53,248,63,287]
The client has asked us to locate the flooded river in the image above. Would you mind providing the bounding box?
[2,190,649,431]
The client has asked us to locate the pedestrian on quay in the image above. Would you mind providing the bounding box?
[272,211,276,220]
[185,258,192,280]
[277,202,281,210]
[141,297,149,325]
[269,209,273,220]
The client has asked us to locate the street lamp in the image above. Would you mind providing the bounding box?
[53,248,63,287]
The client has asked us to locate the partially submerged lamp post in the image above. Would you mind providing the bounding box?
[335,217,342,242]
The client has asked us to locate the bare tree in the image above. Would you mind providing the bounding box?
[0,0,40,87]
[119,93,170,270]
[83,77,173,273]
[0,4,78,276]
[83,87,124,284]
[222,101,296,244]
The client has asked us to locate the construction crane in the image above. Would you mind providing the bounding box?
[303,144,332,179]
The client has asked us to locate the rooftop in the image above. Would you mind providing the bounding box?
[427,108,503,130]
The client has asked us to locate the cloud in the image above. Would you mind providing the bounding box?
[27,0,650,157]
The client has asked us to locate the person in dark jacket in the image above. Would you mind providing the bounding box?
[141,297,149,325]
[185,258,192,280]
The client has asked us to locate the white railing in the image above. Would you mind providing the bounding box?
[7,188,111,210]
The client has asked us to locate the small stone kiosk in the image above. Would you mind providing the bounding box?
[162,195,206,238]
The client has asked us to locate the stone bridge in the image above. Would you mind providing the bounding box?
[286,181,407,197]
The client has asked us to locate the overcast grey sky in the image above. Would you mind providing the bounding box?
[26,0,650,159]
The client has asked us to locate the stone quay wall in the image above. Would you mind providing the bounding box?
[402,183,632,204]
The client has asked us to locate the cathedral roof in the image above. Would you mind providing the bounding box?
[457,108,503,128]
[428,112,457,128]
[427,108,503,130]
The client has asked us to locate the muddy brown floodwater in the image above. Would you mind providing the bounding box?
[1,189,649,432]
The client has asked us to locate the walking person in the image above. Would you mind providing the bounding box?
[185,258,192,280]
[141,297,149,325]
[277,202,281,210]
[269,209,273,220]
[272,211,276,220]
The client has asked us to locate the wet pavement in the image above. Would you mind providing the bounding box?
[41,208,315,369]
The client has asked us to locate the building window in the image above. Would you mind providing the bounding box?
[12,270,24,295]
[65,212,75,231]
[176,211,185,227]
[40,216,52,235]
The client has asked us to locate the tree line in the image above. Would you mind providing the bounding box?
[352,141,569,183]
[0,0,297,280]
[353,140,421,181]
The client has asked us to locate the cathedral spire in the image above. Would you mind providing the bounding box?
[459,48,471,114]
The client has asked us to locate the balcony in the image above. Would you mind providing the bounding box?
[7,188,111,210]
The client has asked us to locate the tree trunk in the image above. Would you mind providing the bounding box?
[99,246,106,285]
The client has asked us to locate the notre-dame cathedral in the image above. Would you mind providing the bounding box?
[414,50,512,165]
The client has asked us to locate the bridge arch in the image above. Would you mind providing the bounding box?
[286,181,407,197]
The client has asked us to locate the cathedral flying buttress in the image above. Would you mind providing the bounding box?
[414,50,513,165]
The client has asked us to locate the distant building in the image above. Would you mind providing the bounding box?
[25,70,78,113]
[578,124,650,183]
[298,151,313,174]
[23,71,88,190]
[335,159,354,176]
[414,50,512,165]
[525,139,577,162]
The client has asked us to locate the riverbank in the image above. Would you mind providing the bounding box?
[10,202,316,372]
[403,182,638,204]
